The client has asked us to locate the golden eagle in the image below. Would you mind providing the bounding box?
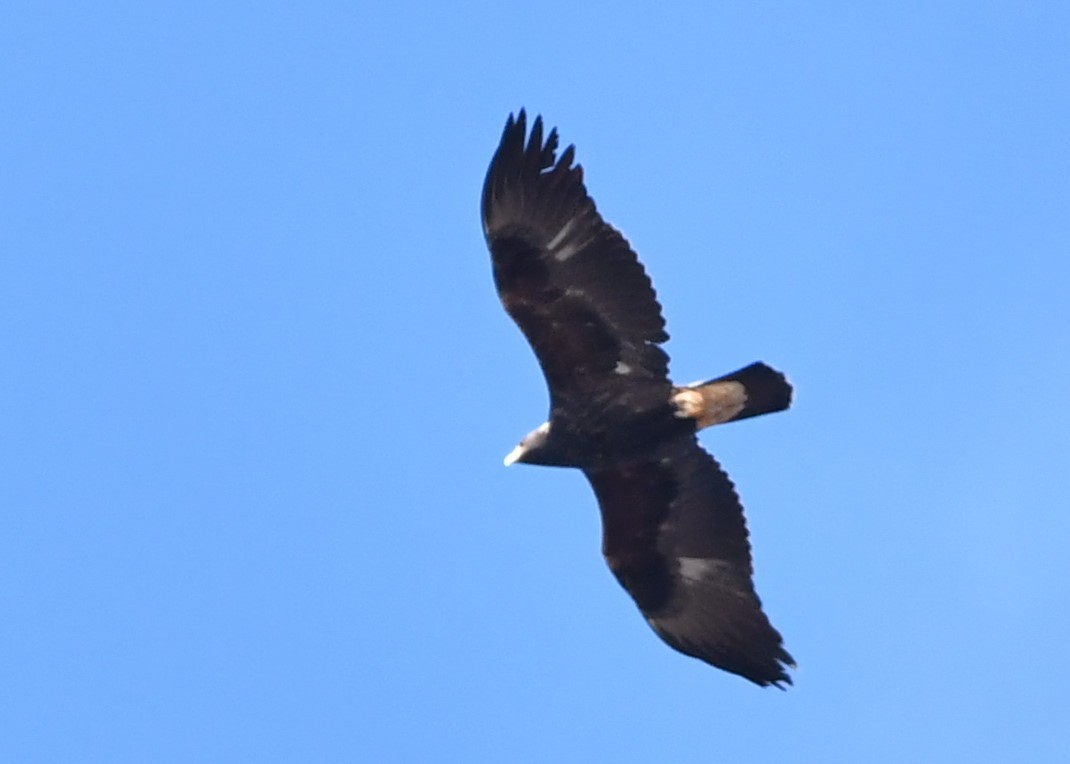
[482,111,795,688]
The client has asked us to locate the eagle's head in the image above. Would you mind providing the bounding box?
[503,421,551,466]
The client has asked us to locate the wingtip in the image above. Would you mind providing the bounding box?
[499,108,528,151]
[768,651,796,690]
[750,663,794,690]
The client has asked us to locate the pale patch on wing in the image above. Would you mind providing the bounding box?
[546,217,576,251]
[613,361,632,375]
[677,556,739,583]
[678,556,714,582]
[546,217,585,261]
[553,240,582,262]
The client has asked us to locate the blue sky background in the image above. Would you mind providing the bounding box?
[4,2,1069,761]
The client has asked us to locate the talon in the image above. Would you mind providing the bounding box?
[672,389,704,419]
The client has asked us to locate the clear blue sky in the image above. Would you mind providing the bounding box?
[4,2,1069,761]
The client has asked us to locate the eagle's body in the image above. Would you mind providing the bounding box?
[482,111,795,688]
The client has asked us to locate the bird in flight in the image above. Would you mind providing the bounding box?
[482,110,795,687]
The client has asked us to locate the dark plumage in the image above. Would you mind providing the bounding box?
[482,110,795,687]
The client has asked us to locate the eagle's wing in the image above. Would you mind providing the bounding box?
[482,111,671,413]
[585,437,794,687]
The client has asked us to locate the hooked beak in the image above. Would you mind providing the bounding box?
[503,443,525,466]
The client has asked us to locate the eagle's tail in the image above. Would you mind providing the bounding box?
[672,362,793,430]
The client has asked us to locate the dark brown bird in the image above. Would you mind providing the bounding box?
[482,110,795,687]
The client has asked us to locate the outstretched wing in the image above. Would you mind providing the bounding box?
[482,110,671,413]
[585,437,794,687]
